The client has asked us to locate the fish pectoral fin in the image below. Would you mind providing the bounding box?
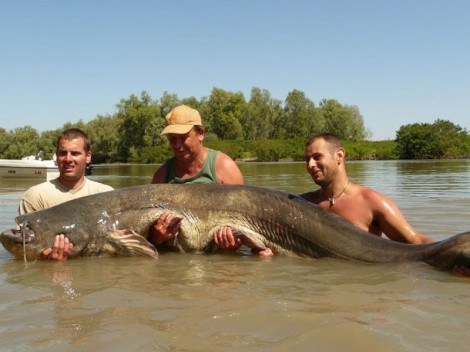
[105,229,158,258]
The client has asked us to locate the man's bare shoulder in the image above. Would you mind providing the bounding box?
[352,184,394,208]
[216,151,238,166]
[215,151,243,184]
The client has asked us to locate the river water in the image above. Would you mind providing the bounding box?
[0,160,469,351]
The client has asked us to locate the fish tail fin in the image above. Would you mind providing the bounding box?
[106,229,158,258]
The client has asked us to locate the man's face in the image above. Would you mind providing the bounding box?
[305,139,338,186]
[166,128,204,161]
[56,137,91,183]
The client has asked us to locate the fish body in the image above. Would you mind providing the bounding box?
[1,184,470,270]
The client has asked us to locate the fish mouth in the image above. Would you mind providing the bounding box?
[0,223,40,259]
[1,224,36,245]
[0,217,37,245]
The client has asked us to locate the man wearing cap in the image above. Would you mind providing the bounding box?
[148,105,245,250]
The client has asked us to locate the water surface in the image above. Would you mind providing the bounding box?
[0,160,469,351]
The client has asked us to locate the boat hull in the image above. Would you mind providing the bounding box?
[0,159,59,181]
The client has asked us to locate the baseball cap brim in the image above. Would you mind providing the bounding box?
[160,124,195,135]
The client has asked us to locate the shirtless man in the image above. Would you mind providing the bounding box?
[216,132,432,251]
[217,132,470,274]
[299,133,433,244]
[300,133,470,275]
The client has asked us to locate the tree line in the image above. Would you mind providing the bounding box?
[1,88,469,163]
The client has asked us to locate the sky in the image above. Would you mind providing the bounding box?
[1,0,469,141]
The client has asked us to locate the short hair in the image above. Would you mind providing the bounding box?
[193,125,205,134]
[306,133,343,154]
[57,128,91,152]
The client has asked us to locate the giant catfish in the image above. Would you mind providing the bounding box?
[1,184,470,271]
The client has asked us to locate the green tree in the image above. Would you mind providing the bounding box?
[205,88,245,140]
[240,87,283,140]
[180,96,202,110]
[396,119,468,159]
[159,91,180,117]
[61,119,87,132]
[276,89,318,140]
[37,129,61,159]
[0,127,11,158]
[116,91,163,162]
[86,114,120,163]
[4,126,40,159]
[343,105,368,140]
[431,119,468,158]
[319,99,366,141]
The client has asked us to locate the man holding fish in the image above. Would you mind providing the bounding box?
[18,128,113,259]
[17,110,469,276]
[148,105,244,246]
[217,132,470,275]
[20,105,244,259]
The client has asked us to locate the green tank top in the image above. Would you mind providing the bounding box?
[165,148,218,184]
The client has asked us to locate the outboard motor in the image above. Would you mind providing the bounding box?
[85,164,94,176]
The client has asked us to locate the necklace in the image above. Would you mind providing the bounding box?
[325,181,350,207]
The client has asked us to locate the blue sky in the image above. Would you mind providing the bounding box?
[1,0,469,140]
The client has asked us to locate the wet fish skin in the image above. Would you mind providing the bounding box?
[1,184,470,271]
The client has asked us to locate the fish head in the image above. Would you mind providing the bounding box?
[0,224,45,260]
[1,211,63,260]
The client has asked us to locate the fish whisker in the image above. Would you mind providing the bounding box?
[21,220,28,268]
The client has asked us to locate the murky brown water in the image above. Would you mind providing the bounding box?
[1,160,469,351]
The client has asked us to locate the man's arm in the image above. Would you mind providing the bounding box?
[215,152,244,184]
[151,164,167,184]
[368,191,434,244]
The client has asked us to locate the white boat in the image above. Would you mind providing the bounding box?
[0,152,59,181]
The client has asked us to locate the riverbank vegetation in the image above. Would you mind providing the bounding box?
[1,89,469,162]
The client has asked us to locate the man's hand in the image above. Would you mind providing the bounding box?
[452,265,470,277]
[254,247,274,257]
[213,226,274,256]
[213,226,243,250]
[41,234,73,260]
[150,210,182,245]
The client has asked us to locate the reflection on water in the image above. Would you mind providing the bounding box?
[0,160,470,351]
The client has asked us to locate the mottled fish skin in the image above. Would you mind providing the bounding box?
[1,184,470,270]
